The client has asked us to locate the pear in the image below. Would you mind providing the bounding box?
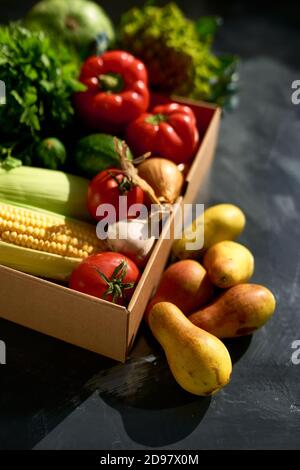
[203,240,254,288]
[189,284,276,338]
[172,203,246,260]
[148,302,232,396]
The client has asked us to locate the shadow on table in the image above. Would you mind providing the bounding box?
[225,335,253,364]
[0,318,115,450]
[0,317,252,449]
[97,355,211,447]
[95,327,252,447]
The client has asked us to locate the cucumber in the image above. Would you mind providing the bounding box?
[75,134,133,178]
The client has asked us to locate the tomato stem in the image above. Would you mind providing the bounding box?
[108,171,134,194]
[95,261,135,304]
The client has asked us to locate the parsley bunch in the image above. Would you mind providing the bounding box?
[0,24,84,169]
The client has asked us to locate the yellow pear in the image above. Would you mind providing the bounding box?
[172,203,246,260]
[148,302,232,396]
[203,240,254,288]
[189,284,276,338]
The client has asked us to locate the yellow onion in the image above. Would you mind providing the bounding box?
[137,158,184,204]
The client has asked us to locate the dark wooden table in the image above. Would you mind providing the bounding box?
[1,1,300,450]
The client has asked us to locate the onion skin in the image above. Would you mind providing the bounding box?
[137,157,184,204]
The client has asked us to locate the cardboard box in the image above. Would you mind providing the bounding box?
[0,96,221,362]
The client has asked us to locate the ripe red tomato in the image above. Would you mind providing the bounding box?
[69,252,140,306]
[87,168,145,222]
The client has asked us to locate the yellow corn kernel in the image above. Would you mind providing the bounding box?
[0,202,105,260]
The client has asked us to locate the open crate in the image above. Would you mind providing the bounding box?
[0,96,221,362]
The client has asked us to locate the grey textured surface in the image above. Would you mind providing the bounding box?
[0,2,300,450]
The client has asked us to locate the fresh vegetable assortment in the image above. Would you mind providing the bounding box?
[0,0,203,306]
[0,4,200,306]
[0,1,238,168]
[0,1,275,399]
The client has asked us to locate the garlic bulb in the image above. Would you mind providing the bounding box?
[107,218,156,267]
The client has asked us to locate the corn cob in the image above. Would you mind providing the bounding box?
[0,166,91,221]
[0,201,105,281]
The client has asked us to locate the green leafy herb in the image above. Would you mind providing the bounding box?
[0,23,85,167]
[118,3,239,108]
[196,16,223,44]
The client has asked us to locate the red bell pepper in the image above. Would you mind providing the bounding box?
[74,51,150,133]
[125,103,200,164]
